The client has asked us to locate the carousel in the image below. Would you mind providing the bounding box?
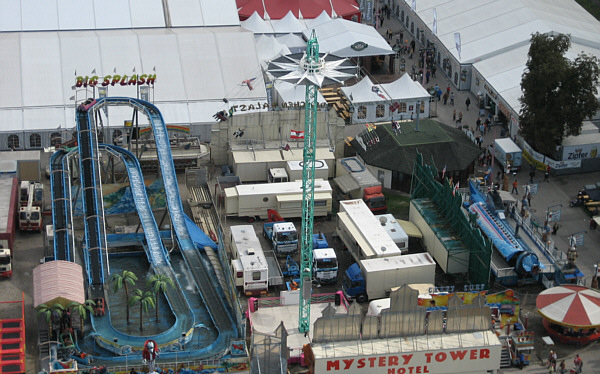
[536,285,600,344]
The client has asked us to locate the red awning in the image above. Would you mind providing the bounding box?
[33,260,85,308]
[536,285,600,327]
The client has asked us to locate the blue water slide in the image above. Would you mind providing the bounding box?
[50,149,74,261]
[76,108,108,285]
[81,98,236,357]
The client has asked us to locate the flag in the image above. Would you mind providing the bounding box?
[433,8,437,35]
[411,0,416,11]
[442,164,446,179]
[453,181,460,196]
[454,32,461,60]
[389,102,400,113]
[290,130,304,139]
[283,143,291,151]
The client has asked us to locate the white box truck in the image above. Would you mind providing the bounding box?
[494,138,522,172]
[224,179,332,220]
[285,160,329,181]
[336,199,402,262]
[376,214,409,253]
[342,253,436,302]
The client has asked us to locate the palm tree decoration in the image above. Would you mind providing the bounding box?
[147,274,174,323]
[36,304,55,334]
[129,289,155,331]
[68,300,95,337]
[111,270,138,325]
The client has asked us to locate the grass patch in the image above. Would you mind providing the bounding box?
[385,194,411,219]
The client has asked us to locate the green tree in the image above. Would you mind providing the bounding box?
[111,270,138,325]
[129,289,155,331]
[147,274,174,323]
[519,33,600,156]
[68,300,95,336]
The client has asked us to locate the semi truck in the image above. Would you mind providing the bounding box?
[342,253,436,302]
[333,157,386,214]
[494,138,522,172]
[224,179,333,220]
[263,221,298,255]
[336,199,402,262]
[313,247,338,284]
[19,181,43,232]
[230,225,269,296]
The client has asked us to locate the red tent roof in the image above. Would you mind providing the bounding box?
[237,0,359,20]
[536,285,600,327]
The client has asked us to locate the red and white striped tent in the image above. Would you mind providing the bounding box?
[536,285,600,327]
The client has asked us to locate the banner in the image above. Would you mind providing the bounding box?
[454,33,461,60]
[290,130,305,139]
[433,9,437,35]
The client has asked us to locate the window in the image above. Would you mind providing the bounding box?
[454,72,459,85]
[50,132,62,147]
[112,129,122,145]
[357,105,367,119]
[252,271,261,281]
[376,104,385,118]
[8,134,19,149]
[420,101,425,113]
[410,22,414,34]
[399,102,407,112]
[401,10,404,20]
[29,133,41,148]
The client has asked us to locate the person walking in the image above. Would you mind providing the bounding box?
[545,165,550,182]
[552,222,560,235]
[558,359,566,374]
[450,92,455,105]
[512,179,518,194]
[465,97,471,110]
[573,354,582,373]
[527,191,532,207]
[443,91,449,105]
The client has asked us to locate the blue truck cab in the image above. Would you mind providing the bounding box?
[341,263,366,301]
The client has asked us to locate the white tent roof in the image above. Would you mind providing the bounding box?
[241,11,275,34]
[340,76,385,103]
[341,74,430,104]
[275,33,307,53]
[381,74,430,100]
[275,81,327,104]
[303,10,332,29]
[255,35,292,66]
[271,11,307,34]
[0,0,239,31]
[301,18,394,57]
[0,27,266,130]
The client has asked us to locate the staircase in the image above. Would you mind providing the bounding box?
[500,344,511,368]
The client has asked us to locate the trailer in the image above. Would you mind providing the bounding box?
[285,160,329,181]
[494,138,522,172]
[376,214,409,253]
[336,199,402,262]
[0,178,18,278]
[333,157,387,213]
[263,249,284,288]
[224,179,332,220]
[342,253,436,301]
[230,225,269,296]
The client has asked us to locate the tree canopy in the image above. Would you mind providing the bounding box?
[519,33,600,157]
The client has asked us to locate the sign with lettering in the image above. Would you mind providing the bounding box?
[75,74,157,88]
[351,41,368,51]
[562,144,599,161]
[315,346,501,373]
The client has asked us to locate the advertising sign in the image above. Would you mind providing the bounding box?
[562,144,599,161]
[363,0,373,25]
[315,346,501,374]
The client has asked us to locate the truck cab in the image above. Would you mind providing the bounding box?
[268,168,289,183]
[363,185,387,214]
[264,222,298,255]
[313,248,338,284]
[0,247,12,278]
[19,181,43,232]
[342,263,366,302]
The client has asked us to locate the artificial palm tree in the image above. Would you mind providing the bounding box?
[147,274,174,323]
[111,270,138,325]
[129,289,155,331]
[36,303,55,334]
[68,300,95,337]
